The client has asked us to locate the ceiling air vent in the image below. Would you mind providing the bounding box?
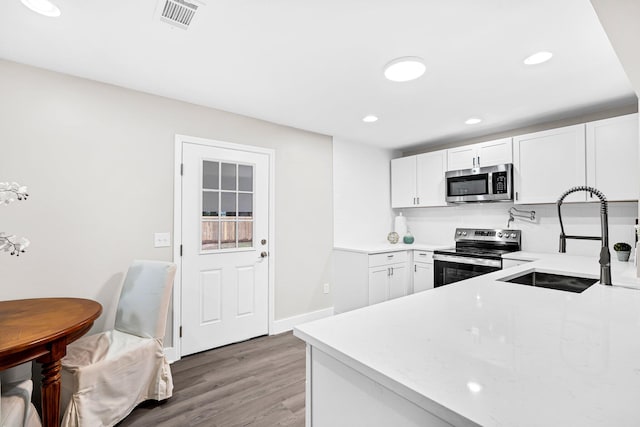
[159,0,199,30]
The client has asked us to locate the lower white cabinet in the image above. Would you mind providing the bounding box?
[413,250,434,293]
[334,249,410,313]
[368,262,408,304]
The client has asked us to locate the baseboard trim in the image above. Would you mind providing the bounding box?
[271,307,334,335]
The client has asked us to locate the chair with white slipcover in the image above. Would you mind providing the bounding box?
[0,362,43,427]
[60,260,177,427]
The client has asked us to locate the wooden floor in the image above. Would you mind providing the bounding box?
[117,332,306,427]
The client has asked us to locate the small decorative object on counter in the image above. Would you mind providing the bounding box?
[394,212,407,238]
[387,231,399,244]
[403,231,414,244]
[614,242,632,262]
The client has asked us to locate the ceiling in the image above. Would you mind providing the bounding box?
[0,0,636,150]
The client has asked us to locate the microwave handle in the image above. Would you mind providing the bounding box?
[487,171,493,195]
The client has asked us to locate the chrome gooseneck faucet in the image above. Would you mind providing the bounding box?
[557,186,611,286]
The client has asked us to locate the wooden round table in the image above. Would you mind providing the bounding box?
[0,298,102,427]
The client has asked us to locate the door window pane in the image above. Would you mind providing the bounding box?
[238,221,253,248]
[238,193,253,217]
[238,165,253,191]
[220,221,237,249]
[202,221,219,250]
[221,163,237,191]
[203,161,219,190]
[203,192,219,217]
[221,192,236,217]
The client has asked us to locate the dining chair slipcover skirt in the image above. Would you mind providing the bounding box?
[60,260,177,427]
[0,362,43,427]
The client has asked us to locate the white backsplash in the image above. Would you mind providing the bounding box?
[399,201,638,256]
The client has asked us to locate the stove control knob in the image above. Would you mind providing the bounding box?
[510,233,517,238]
[457,231,462,236]
[462,231,467,236]
[497,232,503,238]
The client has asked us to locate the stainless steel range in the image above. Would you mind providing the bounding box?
[433,228,521,287]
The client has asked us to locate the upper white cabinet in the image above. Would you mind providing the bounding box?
[513,124,586,204]
[390,156,417,207]
[447,138,513,171]
[586,113,639,202]
[391,150,447,208]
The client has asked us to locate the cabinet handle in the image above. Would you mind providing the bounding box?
[473,157,475,167]
[414,265,417,272]
[387,267,391,277]
[477,156,480,166]
[515,191,519,201]
[387,254,394,258]
[390,267,394,276]
[416,197,420,205]
[419,253,427,256]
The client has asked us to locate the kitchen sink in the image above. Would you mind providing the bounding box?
[498,271,598,293]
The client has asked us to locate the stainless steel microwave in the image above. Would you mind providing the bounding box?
[445,163,513,203]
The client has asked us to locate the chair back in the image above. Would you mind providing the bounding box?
[115,260,177,340]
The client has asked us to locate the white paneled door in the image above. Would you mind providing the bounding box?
[181,142,270,356]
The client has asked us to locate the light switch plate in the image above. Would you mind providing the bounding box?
[154,232,171,248]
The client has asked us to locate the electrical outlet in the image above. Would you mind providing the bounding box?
[323,283,330,294]
[154,232,171,248]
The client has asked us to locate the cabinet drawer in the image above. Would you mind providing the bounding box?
[369,251,408,267]
[413,251,433,263]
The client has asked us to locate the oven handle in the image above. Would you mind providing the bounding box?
[433,254,502,268]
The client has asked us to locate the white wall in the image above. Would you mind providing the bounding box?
[333,138,398,246]
[400,201,637,256]
[0,60,333,342]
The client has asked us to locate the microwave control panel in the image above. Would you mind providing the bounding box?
[492,171,508,194]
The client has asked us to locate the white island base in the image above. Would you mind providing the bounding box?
[306,345,462,427]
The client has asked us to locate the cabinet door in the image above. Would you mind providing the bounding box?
[391,156,417,208]
[388,264,408,300]
[368,266,389,305]
[586,113,639,202]
[477,138,513,167]
[416,150,447,207]
[413,262,434,293]
[513,124,586,204]
[447,145,476,171]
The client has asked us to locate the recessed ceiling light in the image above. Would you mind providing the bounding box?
[384,57,426,82]
[465,117,482,125]
[524,51,553,65]
[467,381,483,394]
[20,0,61,17]
[362,115,378,123]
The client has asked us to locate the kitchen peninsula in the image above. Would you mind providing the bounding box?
[294,253,640,427]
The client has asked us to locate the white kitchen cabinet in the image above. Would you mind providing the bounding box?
[447,138,512,171]
[412,250,434,293]
[586,113,639,202]
[513,124,586,204]
[390,155,417,208]
[391,150,447,208]
[334,249,410,313]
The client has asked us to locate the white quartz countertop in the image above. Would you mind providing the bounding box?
[295,252,640,427]
[334,242,449,254]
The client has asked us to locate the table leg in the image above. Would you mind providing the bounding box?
[41,358,62,427]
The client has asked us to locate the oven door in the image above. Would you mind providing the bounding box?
[433,254,501,287]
